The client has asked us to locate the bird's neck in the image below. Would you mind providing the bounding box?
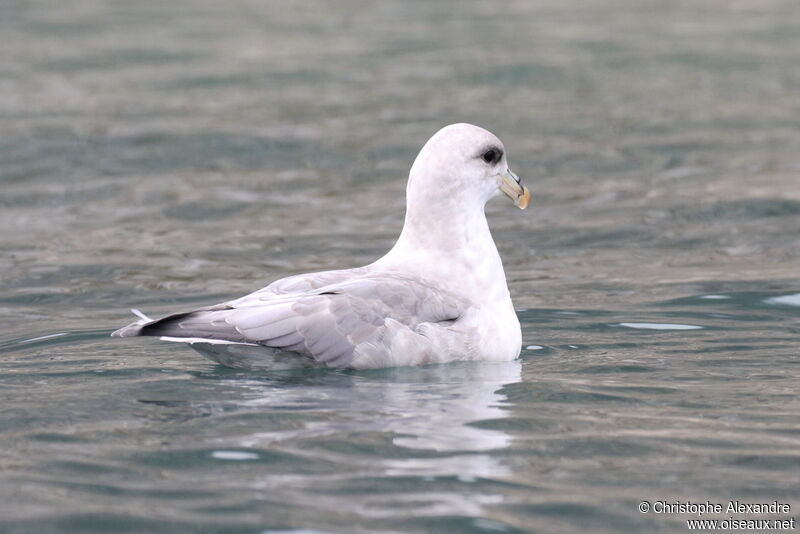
[376,194,511,303]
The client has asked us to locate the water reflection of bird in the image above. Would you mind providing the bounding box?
[114,124,530,369]
[230,360,522,476]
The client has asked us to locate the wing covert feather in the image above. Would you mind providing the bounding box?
[223,276,466,367]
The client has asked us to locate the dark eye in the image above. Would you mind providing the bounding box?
[482,149,500,164]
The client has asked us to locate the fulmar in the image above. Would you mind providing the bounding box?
[113,123,531,369]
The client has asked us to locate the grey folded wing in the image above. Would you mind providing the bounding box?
[114,276,466,367]
[228,267,369,302]
[111,268,365,341]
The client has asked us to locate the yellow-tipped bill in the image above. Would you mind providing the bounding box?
[499,169,531,210]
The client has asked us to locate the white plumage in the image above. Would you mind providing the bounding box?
[113,123,531,369]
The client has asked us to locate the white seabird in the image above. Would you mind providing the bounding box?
[113,123,531,369]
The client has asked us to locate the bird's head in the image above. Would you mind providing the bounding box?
[408,123,530,210]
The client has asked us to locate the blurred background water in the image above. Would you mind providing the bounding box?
[1,1,799,533]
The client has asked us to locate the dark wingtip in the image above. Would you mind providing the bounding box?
[112,310,156,338]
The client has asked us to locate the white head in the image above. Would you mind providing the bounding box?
[406,123,530,213]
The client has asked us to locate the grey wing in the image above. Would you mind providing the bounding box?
[224,294,384,367]
[115,277,466,367]
[111,304,245,341]
[227,267,369,306]
[224,277,465,366]
[111,268,366,341]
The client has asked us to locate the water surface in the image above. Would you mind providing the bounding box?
[2,1,799,533]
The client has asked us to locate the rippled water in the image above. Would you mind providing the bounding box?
[2,1,799,533]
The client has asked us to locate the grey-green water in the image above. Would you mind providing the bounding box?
[2,1,799,533]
